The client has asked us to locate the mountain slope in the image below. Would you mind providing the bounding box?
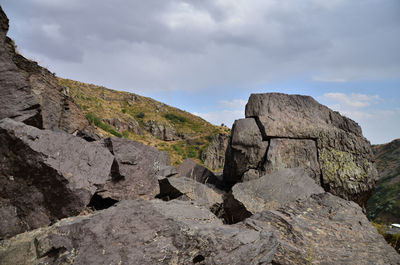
[367,139,400,223]
[58,78,230,168]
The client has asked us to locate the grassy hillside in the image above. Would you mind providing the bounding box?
[367,139,400,224]
[58,78,230,167]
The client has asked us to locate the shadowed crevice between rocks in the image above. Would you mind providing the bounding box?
[88,193,118,211]
[221,194,252,224]
[155,178,184,201]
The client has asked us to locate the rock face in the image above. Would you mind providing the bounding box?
[243,193,400,265]
[0,118,114,239]
[96,137,169,201]
[232,168,324,214]
[224,93,377,207]
[201,133,229,171]
[0,200,278,265]
[0,6,98,140]
[178,158,219,185]
[157,176,224,209]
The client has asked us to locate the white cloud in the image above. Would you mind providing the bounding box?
[323,93,381,109]
[193,98,246,127]
[321,92,399,144]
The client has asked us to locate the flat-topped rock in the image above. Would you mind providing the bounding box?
[224,93,377,207]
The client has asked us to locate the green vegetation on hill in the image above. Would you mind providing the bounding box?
[58,78,230,166]
[367,139,400,224]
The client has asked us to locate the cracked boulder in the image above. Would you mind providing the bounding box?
[242,193,400,264]
[0,199,278,265]
[96,137,170,201]
[232,168,324,214]
[224,93,377,207]
[223,118,268,187]
[0,118,114,240]
[157,176,224,209]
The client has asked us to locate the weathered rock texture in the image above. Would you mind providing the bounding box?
[178,158,219,185]
[243,193,400,265]
[0,200,278,265]
[0,118,114,239]
[224,93,377,206]
[201,133,229,170]
[97,137,169,201]
[232,168,324,214]
[0,6,98,140]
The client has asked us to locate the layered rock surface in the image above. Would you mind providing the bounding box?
[0,118,114,239]
[0,200,278,265]
[224,93,377,207]
[97,137,170,201]
[243,193,400,264]
[0,6,97,140]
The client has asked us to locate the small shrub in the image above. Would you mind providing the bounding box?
[164,113,187,123]
[122,108,127,114]
[136,112,145,119]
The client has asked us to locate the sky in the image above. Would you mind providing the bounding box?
[2,0,400,144]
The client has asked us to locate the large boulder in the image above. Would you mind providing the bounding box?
[0,6,98,140]
[0,118,114,239]
[0,199,278,265]
[224,93,377,207]
[96,137,170,201]
[243,193,400,264]
[231,168,324,214]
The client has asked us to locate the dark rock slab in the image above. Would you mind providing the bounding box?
[201,133,229,170]
[97,137,170,201]
[0,6,98,140]
[157,176,224,209]
[243,193,400,264]
[0,118,114,239]
[232,168,324,214]
[0,199,278,265]
[223,118,268,185]
[178,158,219,185]
[263,138,321,184]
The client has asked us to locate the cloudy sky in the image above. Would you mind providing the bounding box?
[2,0,400,144]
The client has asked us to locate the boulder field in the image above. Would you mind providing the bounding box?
[0,6,399,265]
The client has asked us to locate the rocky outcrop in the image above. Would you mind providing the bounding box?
[0,118,114,239]
[144,120,179,141]
[224,93,377,207]
[0,200,278,265]
[96,137,170,201]
[231,168,324,214]
[103,118,143,135]
[178,158,220,186]
[243,193,400,265]
[201,133,229,170]
[0,6,98,140]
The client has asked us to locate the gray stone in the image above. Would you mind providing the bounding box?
[0,118,114,239]
[243,193,400,264]
[0,6,98,140]
[0,200,278,265]
[225,93,377,207]
[223,118,268,185]
[232,168,324,214]
[97,137,170,201]
[263,138,321,184]
[178,158,219,185]
[201,133,229,170]
[158,176,224,209]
